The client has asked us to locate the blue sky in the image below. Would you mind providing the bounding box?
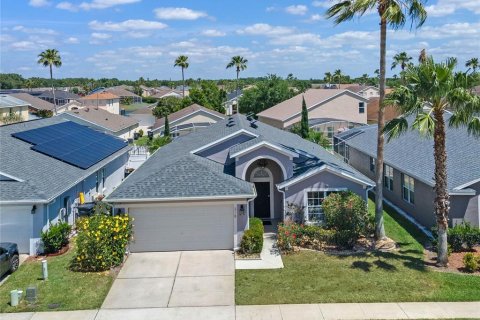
[1,0,479,80]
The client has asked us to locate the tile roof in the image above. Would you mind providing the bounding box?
[81,92,120,100]
[339,114,480,190]
[63,107,139,133]
[257,89,368,121]
[107,114,373,202]
[9,93,55,111]
[152,104,225,130]
[0,117,130,203]
[0,94,31,108]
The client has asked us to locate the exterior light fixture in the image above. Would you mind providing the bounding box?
[31,205,37,214]
[258,159,268,168]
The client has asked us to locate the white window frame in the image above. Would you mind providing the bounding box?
[384,164,394,191]
[402,173,415,204]
[359,102,365,114]
[303,188,347,222]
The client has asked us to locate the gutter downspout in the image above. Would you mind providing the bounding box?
[246,185,257,230]
[276,184,286,221]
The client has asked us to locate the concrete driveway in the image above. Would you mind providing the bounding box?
[101,251,234,309]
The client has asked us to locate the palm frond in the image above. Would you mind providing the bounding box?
[383,117,409,142]
[412,112,435,137]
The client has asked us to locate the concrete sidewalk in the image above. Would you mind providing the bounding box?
[235,233,284,270]
[2,302,480,320]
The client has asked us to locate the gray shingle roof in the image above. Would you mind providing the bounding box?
[0,94,31,108]
[339,115,480,190]
[107,114,373,201]
[9,93,55,111]
[0,117,130,203]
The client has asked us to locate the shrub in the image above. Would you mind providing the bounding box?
[277,223,334,252]
[138,129,144,137]
[41,221,71,254]
[448,227,464,252]
[322,191,371,249]
[72,214,133,272]
[446,223,480,252]
[240,218,264,254]
[463,253,478,273]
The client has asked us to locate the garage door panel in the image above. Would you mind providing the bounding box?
[129,205,233,252]
[0,206,32,253]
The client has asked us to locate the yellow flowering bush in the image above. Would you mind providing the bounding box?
[72,214,133,272]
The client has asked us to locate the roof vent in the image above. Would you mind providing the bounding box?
[250,120,258,129]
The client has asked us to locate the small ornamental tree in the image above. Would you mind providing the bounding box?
[322,191,371,248]
[163,114,170,137]
[300,96,309,138]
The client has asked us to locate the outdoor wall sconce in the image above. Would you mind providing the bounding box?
[257,159,268,168]
[239,204,245,215]
[31,205,37,214]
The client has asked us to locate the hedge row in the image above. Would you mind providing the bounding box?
[240,218,264,254]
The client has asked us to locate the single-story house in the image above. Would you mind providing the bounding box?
[38,90,80,106]
[129,104,156,132]
[105,87,142,104]
[334,114,480,228]
[9,92,57,115]
[106,114,373,252]
[257,89,369,130]
[151,103,225,137]
[225,90,243,115]
[0,118,130,254]
[80,92,120,115]
[0,94,31,125]
[60,107,139,139]
[151,89,183,99]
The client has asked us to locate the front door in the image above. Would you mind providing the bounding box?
[254,182,270,219]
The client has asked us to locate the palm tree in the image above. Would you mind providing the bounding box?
[419,49,427,64]
[174,55,189,97]
[324,72,333,85]
[37,49,62,115]
[466,58,479,73]
[333,69,343,87]
[326,0,427,241]
[391,52,413,71]
[384,57,480,266]
[226,56,248,113]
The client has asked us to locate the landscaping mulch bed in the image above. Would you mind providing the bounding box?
[235,252,261,260]
[425,246,480,275]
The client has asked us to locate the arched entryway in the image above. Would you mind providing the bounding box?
[244,159,285,221]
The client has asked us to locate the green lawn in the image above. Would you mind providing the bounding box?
[0,245,113,312]
[121,102,153,113]
[235,200,480,304]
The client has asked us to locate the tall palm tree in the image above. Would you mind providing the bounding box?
[324,72,333,84]
[326,0,427,241]
[174,55,189,97]
[226,56,248,114]
[38,49,62,115]
[391,52,413,71]
[466,58,479,73]
[384,57,480,266]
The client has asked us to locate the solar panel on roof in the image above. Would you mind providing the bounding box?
[12,121,127,169]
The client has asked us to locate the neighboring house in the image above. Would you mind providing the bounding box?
[38,90,80,106]
[9,92,56,115]
[105,87,142,104]
[303,118,365,147]
[224,90,243,116]
[0,118,130,254]
[60,107,139,139]
[151,88,183,99]
[334,114,480,229]
[151,103,225,137]
[367,95,399,124]
[106,114,373,252]
[175,85,191,96]
[129,105,156,132]
[0,94,30,125]
[139,85,155,97]
[257,89,369,131]
[345,85,380,99]
[80,92,120,114]
[62,100,84,111]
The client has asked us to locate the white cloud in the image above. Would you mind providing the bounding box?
[311,0,332,8]
[126,31,151,38]
[238,23,294,36]
[154,7,207,20]
[201,29,226,37]
[89,19,167,31]
[56,2,78,12]
[91,32,111,39]
[29,0,51,7]
[426,0,480,17]
[10,41,39,51]
[309,14,322,21]
[79,0,140,10]
[269,32,323,46]
[65,37,79,44]
[13,25,57,35]
[285,5,308,15]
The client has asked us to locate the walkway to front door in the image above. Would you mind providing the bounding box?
[101,251,234,309]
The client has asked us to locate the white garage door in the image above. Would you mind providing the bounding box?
[0,206,33,253]
[129,204,234,252]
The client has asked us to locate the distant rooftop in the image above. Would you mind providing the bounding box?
[0,94,31,109]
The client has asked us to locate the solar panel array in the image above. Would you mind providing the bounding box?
[12,121,127,169]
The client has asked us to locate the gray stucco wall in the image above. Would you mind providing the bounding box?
[283,170,368,212]
[235,146,292,180]
[345,146,479,228]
